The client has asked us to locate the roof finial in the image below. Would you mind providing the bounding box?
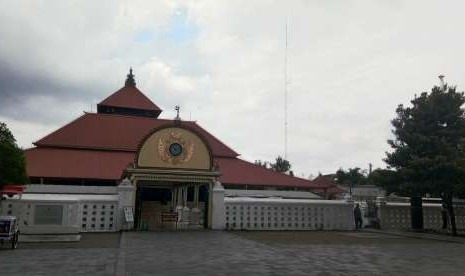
[125,67,136,87]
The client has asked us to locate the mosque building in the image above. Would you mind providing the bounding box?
[18,69,339,231]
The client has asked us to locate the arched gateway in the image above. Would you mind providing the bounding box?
[126,124,220,230]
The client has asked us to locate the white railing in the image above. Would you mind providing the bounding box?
[224,197,354,231]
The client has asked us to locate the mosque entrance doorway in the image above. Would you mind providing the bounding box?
[128,124,219,230]
[135,181,210,231]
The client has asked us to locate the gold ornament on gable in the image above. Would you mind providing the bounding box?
[157,131,195,165]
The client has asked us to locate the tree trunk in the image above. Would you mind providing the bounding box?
[410,196,424,230]
[444,194,457,236]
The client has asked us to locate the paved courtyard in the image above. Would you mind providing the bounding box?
[1,231,465,275]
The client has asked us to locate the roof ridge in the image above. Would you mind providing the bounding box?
[86,111,199,122]
[27,145,136,153]
[193,122,239,157]
[32,144,138,152]
[132,86,161,110]
[98,87,118,106]
[34,112,87,146]
[236,158,316,184]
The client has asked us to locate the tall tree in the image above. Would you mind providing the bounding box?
[368,168,400,195]
[334,167,367,187]
[385,84,465,235]
[0,122,27,190]
[270,156,291,173]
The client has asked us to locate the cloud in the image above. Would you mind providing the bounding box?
[1,0,465,176]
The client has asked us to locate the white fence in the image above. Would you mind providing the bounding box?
[379,202,465,230]
[79,201,118,232]
[224,197,355,231]
[1,194,119,234]
[1,196,80,234]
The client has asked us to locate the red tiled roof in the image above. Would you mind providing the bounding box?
[98,85,162,112]
[25,147,327,189]
[216,158,328,189]
[311,175,344,195]
[25,147,134,180]
[312,175,335,186]
[25,81,327,189]
[35,113,239,158]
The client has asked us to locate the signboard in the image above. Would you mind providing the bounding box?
[161,212,178,222]
[124,207,134,223]
[34,205,63,225]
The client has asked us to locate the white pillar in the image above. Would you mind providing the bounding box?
[183,186,188,207]
[181,186,190,228]
[117,177,135,230]
[193,184,200,208]
[176,186,183,207]
[211,179,225,230]
[378,197,387,230]
[175,186,183,222]
[171,187,176,210]
[342,198,356,230]
[190,185,201,227]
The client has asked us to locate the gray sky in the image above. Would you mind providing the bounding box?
[1,0,465,178]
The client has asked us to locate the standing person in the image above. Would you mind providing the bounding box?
[354,204,363,229]
[441,203,448,230]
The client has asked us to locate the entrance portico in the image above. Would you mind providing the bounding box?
[125,124,221,230]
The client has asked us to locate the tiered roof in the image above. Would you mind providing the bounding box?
[98,85,162,114]
[97,69,162,118]
[25,70,337,191]
[34,113,238,157]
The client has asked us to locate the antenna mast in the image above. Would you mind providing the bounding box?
[284,15,290,160]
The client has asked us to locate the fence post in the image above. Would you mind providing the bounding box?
[211,179,225,230]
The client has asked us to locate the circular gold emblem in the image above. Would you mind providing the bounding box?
[158,131,194,164]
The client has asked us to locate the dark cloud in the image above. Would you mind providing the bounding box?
[2,0,465,176]
[0,60,54,100]
[0,58,107,122]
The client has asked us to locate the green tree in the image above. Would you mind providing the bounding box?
[334,167,367,187]
[270,156,291,173]
[0,122,27,190]
[385,84,465,235]
[368,168,400,195]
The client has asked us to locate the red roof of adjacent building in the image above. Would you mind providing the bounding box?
[216,158,323,189]
[98,85,162,113]
[311,175,344,195]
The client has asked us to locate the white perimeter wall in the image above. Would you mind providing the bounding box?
[1,194,119,234]
[224,197,355,231]
[2,184,358,233]
[379,202,465,230]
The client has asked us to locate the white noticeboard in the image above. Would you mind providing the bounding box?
[123,207,134,223]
